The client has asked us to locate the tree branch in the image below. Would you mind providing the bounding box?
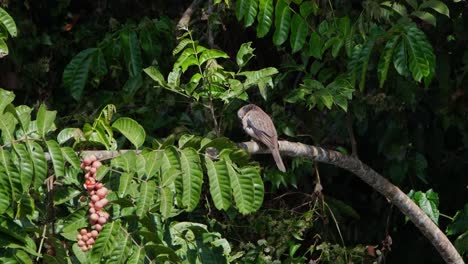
[177,0,202,29]
[238,140,464,264]
[72,140,464,263]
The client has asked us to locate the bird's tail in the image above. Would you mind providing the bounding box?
[272,147,286,172]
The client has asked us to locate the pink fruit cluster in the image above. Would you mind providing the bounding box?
[77,155,110,252]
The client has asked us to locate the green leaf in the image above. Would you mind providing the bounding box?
[107,231,131,264]
[244,0,258,27]
[112,151,137,173]
[0,149,21,202]
[454,231,468,255]
[205,158,231,211]
[236,42,256,69]
[419,0,449,17]
[143,151,162,179]
[61,147,80,169]
[446,204,468,236]
[118,172,134,198]
[28,142,47,189]
[226,161,262,214]
[199,49,229,66]
[0,112,15,145]
[173,38,193,55]
[238,67,278,88]
[90,48,108,77]
[57,128,83,145]
[290,14,308,53]
[62,207,87,233]
[136,181,156,218]
[0,88,15,114]
[63,48,95,101]
[0,172,11,213]
[378,35,400,88]
[0,7,17,37]
[0,38,8,58]
[91,220,122,263]
[393,39,409,76]
[159,186,174,219]
[127,246,145,264]
[143,66,167,87]
[412,11,436,26]
[403,24,431,82]
[235,0,249,21]
[300,1,315,18]
[120,29,143,77]
[273,0,291,46]
[12,144,33,191]
[257,0,273,38]
[408,189,439,224]
[46,140,65,177]
[10,105,32,133]
[179,148,203,211]
[36,104,57,138]
[53,186,81,205]
[112,117,146,148]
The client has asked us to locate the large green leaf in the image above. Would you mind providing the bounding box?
[112,151,137,173]
[403,24,431,82]
[393,39,409,76]
[205,158,231,211]
[46,140,65,177]
[136,181,156,218]
[0,172,11,213]
[143,151,162,179]
[179,148,203,211]
[112,117,146,149]
[91,220,122,263]
[143,66,167,87]
[240,166,264,211]
[199,49,229,66]
[408,189,439,225]
[0,112,16,145]
[118,172,134,198]
[27,142,47,189]
[244,0,258,27]
[235,0,249,21]
[11,105,32,133]
[63,48,95,101]
[257,0,273,38]
[238,67,278,88]
[420,0,449,17]
[0,39,8,58]
[290,14,308,53]
[377,35,400,88]
[61,147,81,169]
[62,207,87,233]
[120,29,143,77]
[12,144,33,191]
[273,0,291,46]
[0,149,21,201]
[0,7,17,37]
[107,230,131,264]
[36,104,57,138]
[226,160,254,214]
[159,186,174,219]
[0,88,15,114]
[91,48,108,77]
[127,246,145,264]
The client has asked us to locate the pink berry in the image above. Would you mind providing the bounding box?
[81,245,88,251]
[96,182,104,189]
[94,202,103,210]
[91,230,98,238]
[89,202,94,208]
[98,216,107,225]
[90,213,99,221]
[85,166,91,171]
[94,224,103,231]
[92,160,102,168]
[78,240,85,246]
[91,195,100,202]
[80,229,87,235]
[96,188,108,198]
[83,157,92,166]
[87,238,95,245]
[100,198,109,207]
[77,234,82,240]
[90,167,97,174]
[86,184,95,191]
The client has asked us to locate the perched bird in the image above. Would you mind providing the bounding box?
[237,104,286,172]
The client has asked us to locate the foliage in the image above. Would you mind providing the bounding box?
[0,1,467,263]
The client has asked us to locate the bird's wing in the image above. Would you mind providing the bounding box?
[246,116,276,148]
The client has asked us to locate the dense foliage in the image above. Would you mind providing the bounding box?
[0,0,467,263]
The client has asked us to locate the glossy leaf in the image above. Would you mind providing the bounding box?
[36,104,57,138]
[199,49,229,66]
[46,140,65,177]
[143,66,167,87]
[0,112,15,145]
[0,7,17,37]
[179,148,203,211]
[403,24,431,82]
[235,0,248,21]
[0,38,8,58]
[57,128,83,145]
[273,0,291,46]
[244,0,258,27]
[420,0,449,17]
[90,220,122,263]
[12,144,33,191]
[257,0,273,38]
[412,11,436,26]
[28,142,47,189]
[393,39,409,76]
[136,181,156,218]
[378,35,400,87]
[205,158,231,211]
[118,172,134,198]
[236,42,255,69]
[112,117,146,148]
[290,14,308,53]
[0,88,15,114]
[63,48,95,101]
[120,30,143,77]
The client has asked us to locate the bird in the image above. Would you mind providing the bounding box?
[237,104,286,172]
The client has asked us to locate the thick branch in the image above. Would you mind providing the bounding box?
[177,0,202,29]
[239,140,464,264]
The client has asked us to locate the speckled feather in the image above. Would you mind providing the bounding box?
[238,104,286,172]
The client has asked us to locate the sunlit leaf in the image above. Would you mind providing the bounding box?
[273,0,291,46]
[257,0,273,38]
[112,117,146,148]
